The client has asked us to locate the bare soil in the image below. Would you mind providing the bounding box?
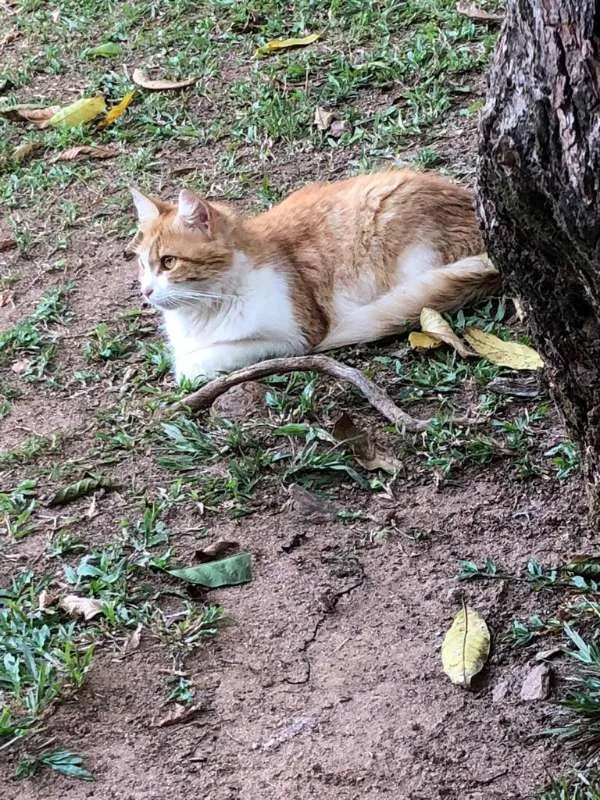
[0,7,589,797]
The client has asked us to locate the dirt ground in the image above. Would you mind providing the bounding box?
[0,2,589,798]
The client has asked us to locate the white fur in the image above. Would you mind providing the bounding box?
[147,253,308,380]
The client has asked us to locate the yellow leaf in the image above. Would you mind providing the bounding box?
[441,604,490,687]
[419,307,475,358]
[408,331,443,350]
[99,90,135,128]
[46,95,106,128]
[256,33,320,58]
[132,69,197,91]
[464,327,544,370]
[12,141,40,163]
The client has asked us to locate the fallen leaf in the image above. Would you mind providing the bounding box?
[50,145,119,163]
[263,716,317,751]
[487,375,540,398]
[99,90,136,128]
[194,540,239,563]
[50,8,60,22]
[83,42,123,59]
[419,308,475,358]
[12,141,40,163]
[464,327,544,370]
[132,69,197,91]
[314,106,334,131]
[456,2,504,23]
[441,603,490,687]
[59,594,103,621]
[0,236,17,251]
[287,484,339,522]
[256,33,320,58]
[329,119,347,138]
[38,589,57,611]
[333,412,404,474]
[534,647,563,662]
[154,702,203,727]
[123,624,142,654]
[47,475,114,507]
[520,663,551,701]
[46,95,106,128]
[0,289,14,307]
[168,552,252,588]
[0,104,61,127]
[408,331,443,351]
[11,358,31,374]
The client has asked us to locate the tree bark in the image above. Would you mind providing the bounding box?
[477,0,600,512]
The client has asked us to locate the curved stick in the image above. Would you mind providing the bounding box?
[169,355,431,432]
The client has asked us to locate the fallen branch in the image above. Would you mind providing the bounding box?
[169,355,431,432]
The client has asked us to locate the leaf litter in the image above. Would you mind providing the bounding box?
[132,69,197,91]
[441,603,490,687]
[333,412,404,474]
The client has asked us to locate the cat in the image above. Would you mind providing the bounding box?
[130,169,500,381]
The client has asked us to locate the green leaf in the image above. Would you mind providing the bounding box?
[83,42,123,59]
[40,750,94,781]
[168,552,252,588]
[46,96,106,128]
[47,476,114,507]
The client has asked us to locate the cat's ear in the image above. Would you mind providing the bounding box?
[130,187,160,225]
[177,188,211,232]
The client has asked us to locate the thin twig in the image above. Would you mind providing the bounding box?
[169,355,431,432]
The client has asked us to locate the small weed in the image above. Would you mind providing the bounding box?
[0,434,60,468]
[0,284,72,381]
[84,322,132,361]
[0,479,37,539]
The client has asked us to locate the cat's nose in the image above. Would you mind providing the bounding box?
[142,286,154,299]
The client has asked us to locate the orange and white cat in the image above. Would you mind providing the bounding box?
[130,170,499,381]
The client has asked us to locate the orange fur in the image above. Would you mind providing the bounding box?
[131,169,500,379]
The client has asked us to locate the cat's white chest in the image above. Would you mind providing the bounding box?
[162,265,307,380]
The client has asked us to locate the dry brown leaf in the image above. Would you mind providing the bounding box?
[456,2,504,23]
[333,412,404,474]
[194,540,239,563]
[408,331,444,351]
[50,145,119,163]
[329,119,347,138]
[13,141,40,164]
[59,594,103,621]
[287,484,339,522]
[38,589,57,611]
[123,624,142,654]
[11,358,31,374]
[314,106,334,131]
[0,289,14,307]
[154,702,203,727]
[132,69,197,91]
[0,237,16,252]
[0,105,61,127]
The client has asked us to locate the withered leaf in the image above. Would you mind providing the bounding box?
[46,95,106,128]
[333,412,404,474]
[256,33,320,58]
[132,69,197,91]
[154,702,203,727]
[59,594,103,621]
[13,141,40,164]
[0,289,14,307]
[194,540,240,563]
[0,236,17,252]
[0,104,61,127]
[456,2,504,24]
[464,327,544,370]
[314,106,334,131]
[50,145,119,163]
[441,603,490,687]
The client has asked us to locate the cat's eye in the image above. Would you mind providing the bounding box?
[160,255,176,270]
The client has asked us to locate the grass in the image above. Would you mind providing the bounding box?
[0,0,590,791]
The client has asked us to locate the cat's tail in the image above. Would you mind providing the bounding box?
[316,253,501,351]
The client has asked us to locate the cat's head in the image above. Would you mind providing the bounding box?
[129,187,238,310]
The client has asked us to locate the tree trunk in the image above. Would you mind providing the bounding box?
[477,0,600,513]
